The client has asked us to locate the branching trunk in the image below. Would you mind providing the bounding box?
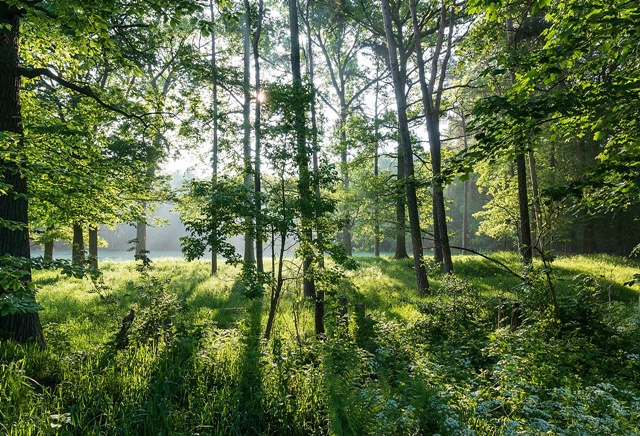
[409,0,453,273]
[381,0,429,293]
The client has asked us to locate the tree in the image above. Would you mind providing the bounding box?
[381,0,429,293]
[408,0,456,272]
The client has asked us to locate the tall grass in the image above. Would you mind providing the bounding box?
[1,254,639,434]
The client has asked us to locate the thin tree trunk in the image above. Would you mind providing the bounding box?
[288,0,315,299]
[305,1,325,335]
[528,150,542,250]
[373,61,381,257]
[210,0,219,274]
[243,0,255,264]
[506,18,532,262]
[254,0,264,273]
[461,111,470,252]
[72,223,85,265]
[340,107,353,255]
[89,225,98,269]
[381,0,429,293]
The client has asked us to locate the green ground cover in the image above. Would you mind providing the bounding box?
[1,254,639,435]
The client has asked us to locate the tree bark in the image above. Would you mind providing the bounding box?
[381,0,429,293]
[0,7,45,346]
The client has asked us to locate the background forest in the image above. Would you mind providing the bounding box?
[1,0,640,434]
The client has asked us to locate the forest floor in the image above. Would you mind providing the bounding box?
[2,253,640,435]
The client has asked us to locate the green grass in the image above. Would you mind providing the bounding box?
[1,253,639,434]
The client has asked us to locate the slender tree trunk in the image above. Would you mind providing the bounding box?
[461,112,470,252]
[528,150,542,250]
[0,9,44,346]
[373,64,381,257]
[72,223,85,265]
[409,0,453,272]
[516,152,533,260]
[288,0,316,299]
[340,107,353,255]
[210,0,219,274]
[381,0,429,293]
[254,0,264,273]
[265,178,288,340]
[243,0,255,264]
[305,2,325,335]
[506,18,532,262]
[89,225,98,269]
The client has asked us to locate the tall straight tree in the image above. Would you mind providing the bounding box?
[242,0,255,263]
[288,0,317,312]
[381,0,429,293]
[209,0,219,274]
[506,17,532,261]
[408,0,454,273]
[253,0,265,272]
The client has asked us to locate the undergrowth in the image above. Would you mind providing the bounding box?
[1,254,639,434]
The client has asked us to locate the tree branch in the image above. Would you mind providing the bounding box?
[18,67,147,124]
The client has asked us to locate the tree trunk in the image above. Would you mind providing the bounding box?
[210,0,219,275]
[44,240,54,261]
[72,223,85,265]
[254,0,264,273]
[381,0,429,293]
[461,111,469,252]
[89,225,98,269]
[0,8,44,346]
[516,152,533,260]
[506,18,532,262]
[373,64,381,257]
[528,150,542,250]
[43,224,55,261]
[340,107,353,255]
[136,202,147,255]
[288,0,316,299]
[243,0,255,264]
[305,2,325,335]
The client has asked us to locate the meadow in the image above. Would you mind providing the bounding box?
[1,253,639,435]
